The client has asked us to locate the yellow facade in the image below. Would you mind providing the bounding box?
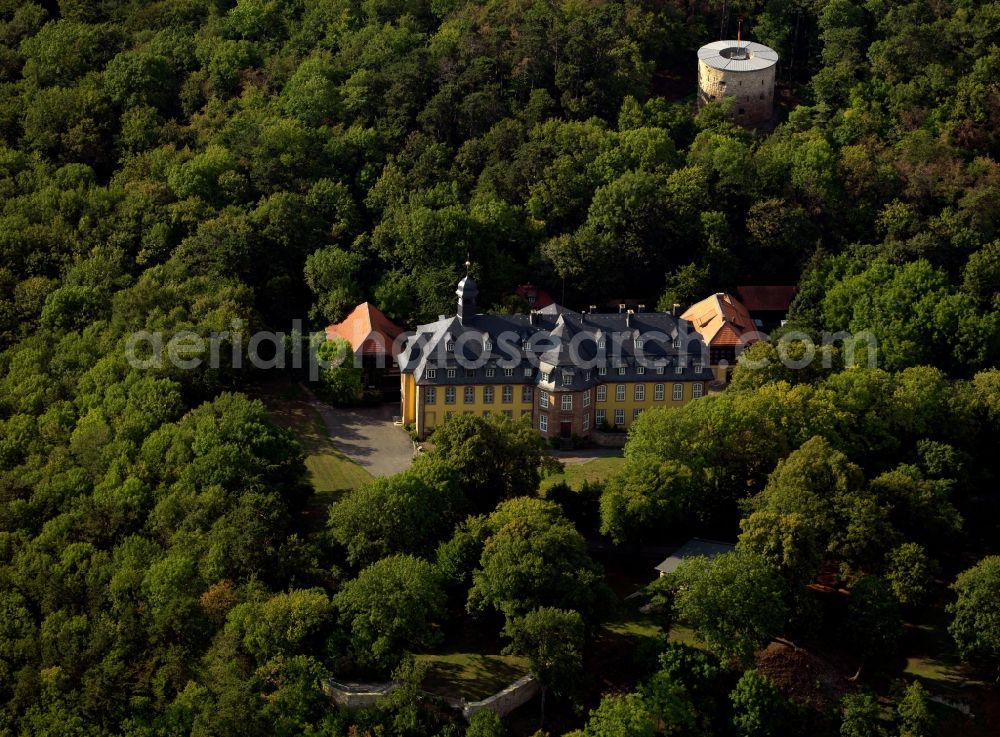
[593,379,706,431]
[416,384,534,435]
[401,373,417,425]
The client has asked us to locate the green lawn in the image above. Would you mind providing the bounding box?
[257,384,372,495]
[417,653,529,701]
[540,456,624,492]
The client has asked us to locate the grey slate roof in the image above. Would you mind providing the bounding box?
[654,538,736,575]
[398,306,713,390]
[698,40,779,72]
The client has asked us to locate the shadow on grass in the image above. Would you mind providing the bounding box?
[418,654,528,701]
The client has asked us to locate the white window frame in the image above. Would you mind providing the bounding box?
[524,367,533,377]
[562,372,572,386]
[522,386,532,403]
[672,383,683,401]
[634,384,645,401]
[615,384,625,402]
[693,382,704,399]
[618,366,626,376]
[424,387,436,403]
[447,341,455,352]
[445,387,456,404]
[656,366,665,375]
[464,386,475,404]
[637,366,645,375]
[633,408,642,419]
[596,385,607,402]
[635,338,644,349]
[427,369,437,379]
[447,368,456,378]
[582,413,590,431]
[675,365,683,375]
[484,386,494,403]
[502,386,513,403]
[614,409,625,426]
[654,383,664,401]
[504,367,514,377]
[486,367,495,378]
[540,391,549,409]
[583,390,591,408]
[561,394,573,411]
[598,338,606,348]
[539,414,548,432]
[598,366,607,376]
[596,409,606,426]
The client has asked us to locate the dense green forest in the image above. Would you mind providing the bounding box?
[1,0,999,734]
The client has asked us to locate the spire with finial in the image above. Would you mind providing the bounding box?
[456,261,478,324]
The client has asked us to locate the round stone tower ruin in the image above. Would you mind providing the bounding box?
[697,39,779,126]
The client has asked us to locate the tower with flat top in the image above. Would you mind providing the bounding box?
[697,36,779,126]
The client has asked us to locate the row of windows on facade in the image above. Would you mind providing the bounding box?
[443,336,683,353]
[536,408,640,433]
[424,382,704,407]
[425,362,703,382]
[424,385,532,404]
[541,383,703,407]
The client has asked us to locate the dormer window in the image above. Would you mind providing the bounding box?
[447,341,455,352]
[427,369,437,379]
[598,338,606,349]
[635,338,644,349]
[484,339,492,351]
[672,336,681,348]
[694,363,703,373]
[522,340,530,350]
[562,373,572,386]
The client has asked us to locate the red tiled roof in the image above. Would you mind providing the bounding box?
[681,293,758,347]
[325,302,403,356]
[736,285,798,313]
[516,283,555,309]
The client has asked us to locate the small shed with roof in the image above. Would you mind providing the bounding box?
[654,538,736,576]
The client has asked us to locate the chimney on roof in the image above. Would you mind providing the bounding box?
[672,303,680,317]
[619,303,626,314]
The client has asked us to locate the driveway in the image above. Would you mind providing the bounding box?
[301,385,415,477]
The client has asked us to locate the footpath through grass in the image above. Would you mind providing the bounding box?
[255,382,372,504]
[539,455,624,493]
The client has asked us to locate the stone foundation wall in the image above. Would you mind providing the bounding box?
[462,675,540,720]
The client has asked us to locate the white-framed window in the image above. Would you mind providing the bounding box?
[541,371,550,382]
[633,408,642,419]
[635,338,644,349]
[424,387,436,403]
[614,408,625,426]
[673,336,681,348]
[539,414,548,432]
[596,385,607,402]
[485,339,492,351]
[447,341,455,352]
[484,386,494,403]
[427,369,437,379]
[596,409,606,426]
[464,387,475,404]
[540,391,549,408]
[637,366,645,375]
[584,371,591,381]
[694,363,703,373]
[504,367,514,377]
[654,383,664,401]
[445,387,456,404]
[693,382,704,399]
[675,365,683,375]
[561,394,573,411]
[447,368,456,378]
[615,384,625,402]
[502,386,513,403]
[598,337,606,348]
[524,367,533,377]
[634,384,645,401]
[583,390,591,408]
[562,373,572,386]
[486,367,495,378]
[583,413,590,431]
[522,340,530,350]
[656,366,665,375]
[618,366,626,375]
[598,366,607,376]
[672,383,683,401]
[522,386,532,402]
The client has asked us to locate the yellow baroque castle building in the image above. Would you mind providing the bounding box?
[399,276,715,441]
